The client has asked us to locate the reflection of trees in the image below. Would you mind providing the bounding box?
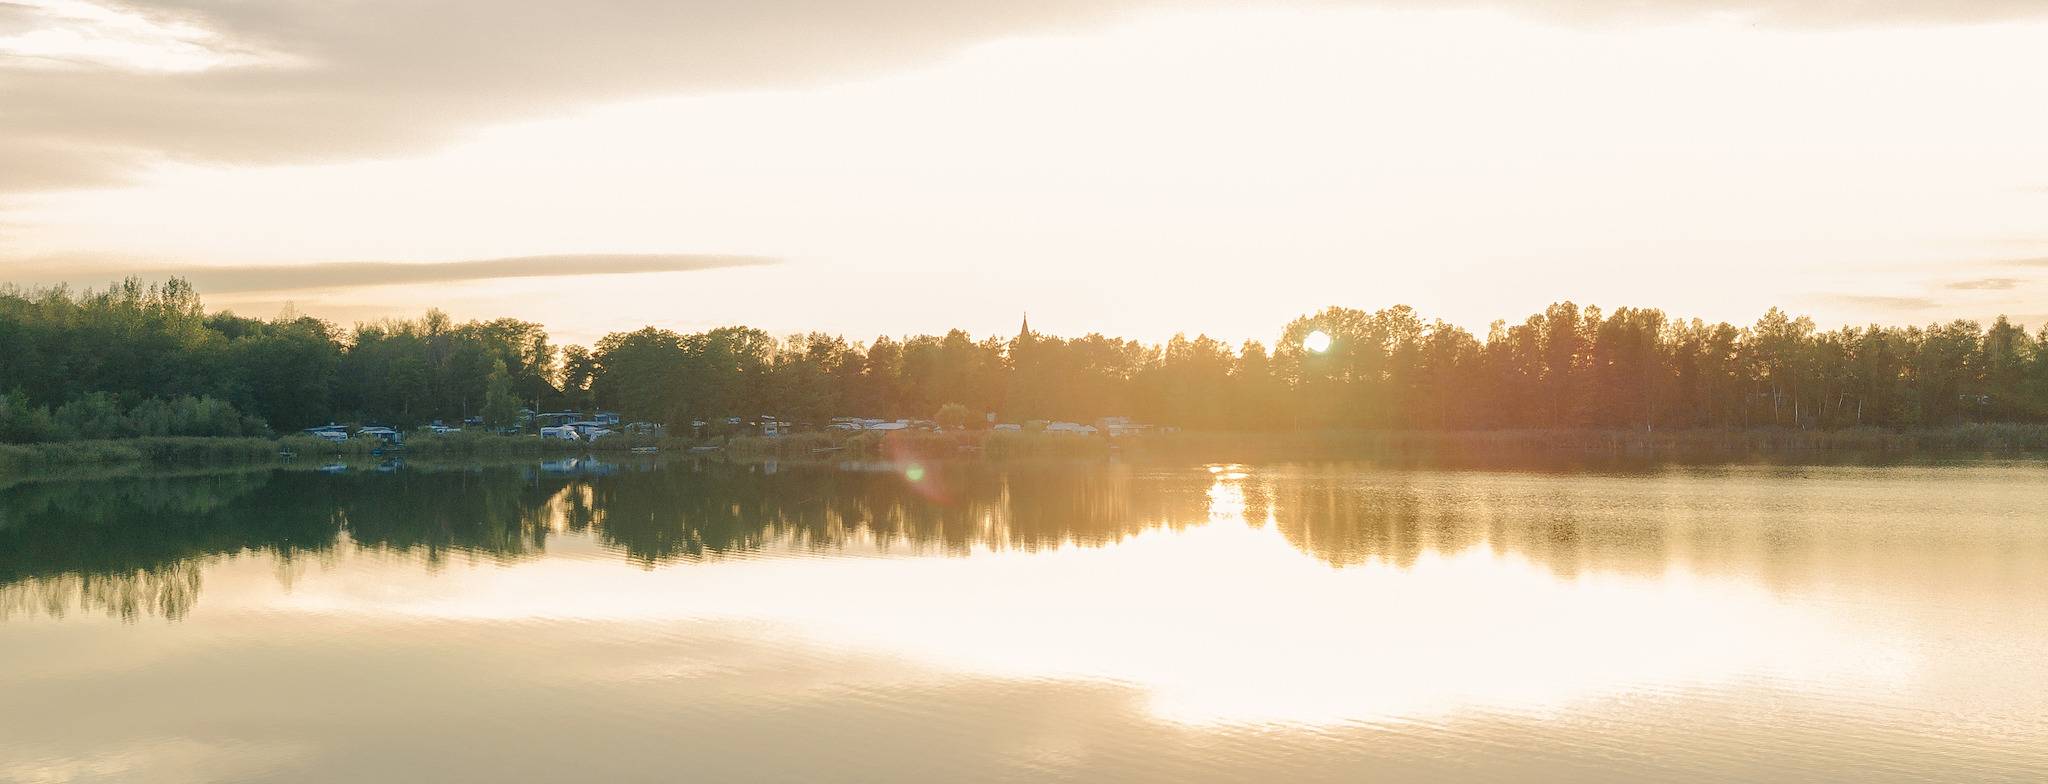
[0,471,336,596]
[0,562,204,621]
[327,471,559,565]
[0,460,1709,623]
[7,459,2013,627]
[0,461,1216,619]
[1265,464,1671,576]
[586,462,1210,563]
[0,470,345,620]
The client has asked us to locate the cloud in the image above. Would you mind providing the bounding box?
[1445,0,2048,26]
[2003,256,2048,267]
[0,3,34,33]
[4,252,776,292]
[0,0,1182,194]
[1831,294,1942,310]
[6,0,2048,196]
[1945,277,2023,290]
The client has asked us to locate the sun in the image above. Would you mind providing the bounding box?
[1303,330,1332,353]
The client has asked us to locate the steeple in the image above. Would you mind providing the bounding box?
[1017,312,1033,344]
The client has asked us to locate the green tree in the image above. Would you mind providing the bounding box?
[559,345,598,412]
[592,328,688,425]
[481,359,522,429]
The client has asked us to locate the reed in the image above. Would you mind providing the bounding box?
[724,431,844,459]
[980,431,1113,459]
[0,437,277,474]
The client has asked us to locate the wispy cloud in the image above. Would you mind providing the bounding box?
[0,0,1174,195]
[6,253,777,292]
[6,0,2048,195]
[1831,294,1942,310]
[1946,277,2023,290]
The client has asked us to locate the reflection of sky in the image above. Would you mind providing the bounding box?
[189,470,1917,727]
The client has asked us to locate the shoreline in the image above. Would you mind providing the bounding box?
[6,423,2048,476]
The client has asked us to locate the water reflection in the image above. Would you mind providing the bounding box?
[3,459,2045,625]
[2,458,2045,779]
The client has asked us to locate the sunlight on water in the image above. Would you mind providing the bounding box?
[221,468,1916,729]
[2,459,2044,782]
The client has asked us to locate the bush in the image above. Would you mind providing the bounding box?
[127,396,269,438]
[52,393,131,439]
[0,391,56,443]
[3,393,269,444]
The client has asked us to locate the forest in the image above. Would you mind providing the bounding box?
[2,277,2046,443]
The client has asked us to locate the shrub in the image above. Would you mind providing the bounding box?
[52,393,131,440]
[0,391,56,443]
[3,393,269,444]
[127,396,269,438]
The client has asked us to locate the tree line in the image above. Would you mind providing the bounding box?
[3,278,2046,442]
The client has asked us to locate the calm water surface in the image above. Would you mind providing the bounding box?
[2,457,2044,782]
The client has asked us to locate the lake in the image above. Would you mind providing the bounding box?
[2,457,2044,782]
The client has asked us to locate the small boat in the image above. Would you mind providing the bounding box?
[631,446,659,454]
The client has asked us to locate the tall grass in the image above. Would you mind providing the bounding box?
[981,431,1113,459]
[724,432,845,460]
[0,437,278,474]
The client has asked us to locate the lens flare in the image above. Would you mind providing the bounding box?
[904,464,926,483]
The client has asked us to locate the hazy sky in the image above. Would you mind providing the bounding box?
[4,0,2046,346]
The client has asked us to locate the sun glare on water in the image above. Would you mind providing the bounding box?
[260,468,1915,728]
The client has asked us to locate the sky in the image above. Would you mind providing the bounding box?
[3,0,2046,347]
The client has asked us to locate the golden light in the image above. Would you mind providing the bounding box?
[248,470,1916,729]
[1303,330,1332,353]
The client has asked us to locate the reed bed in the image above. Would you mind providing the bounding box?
[5,423,2044,475]
[0,437,278,474]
